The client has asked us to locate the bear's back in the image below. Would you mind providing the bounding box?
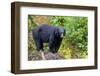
[39,24,55,42]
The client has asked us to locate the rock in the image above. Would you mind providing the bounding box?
[28,51,64,61]
[45,52,63,60]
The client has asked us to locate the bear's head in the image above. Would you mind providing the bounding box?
[54,27,65,38]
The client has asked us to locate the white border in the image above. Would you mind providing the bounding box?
[20,6,95,70]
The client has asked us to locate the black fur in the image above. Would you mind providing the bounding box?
[32,24,65,53]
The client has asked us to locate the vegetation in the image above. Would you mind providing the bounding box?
[28,15,88,60]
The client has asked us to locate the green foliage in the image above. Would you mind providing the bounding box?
[28,15,88,59]
[49,16,88,51]
[28,15,37,32]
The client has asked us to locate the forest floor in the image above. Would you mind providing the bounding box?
[28,51,64,61]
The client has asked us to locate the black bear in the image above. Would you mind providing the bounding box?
[32,24,65,59]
